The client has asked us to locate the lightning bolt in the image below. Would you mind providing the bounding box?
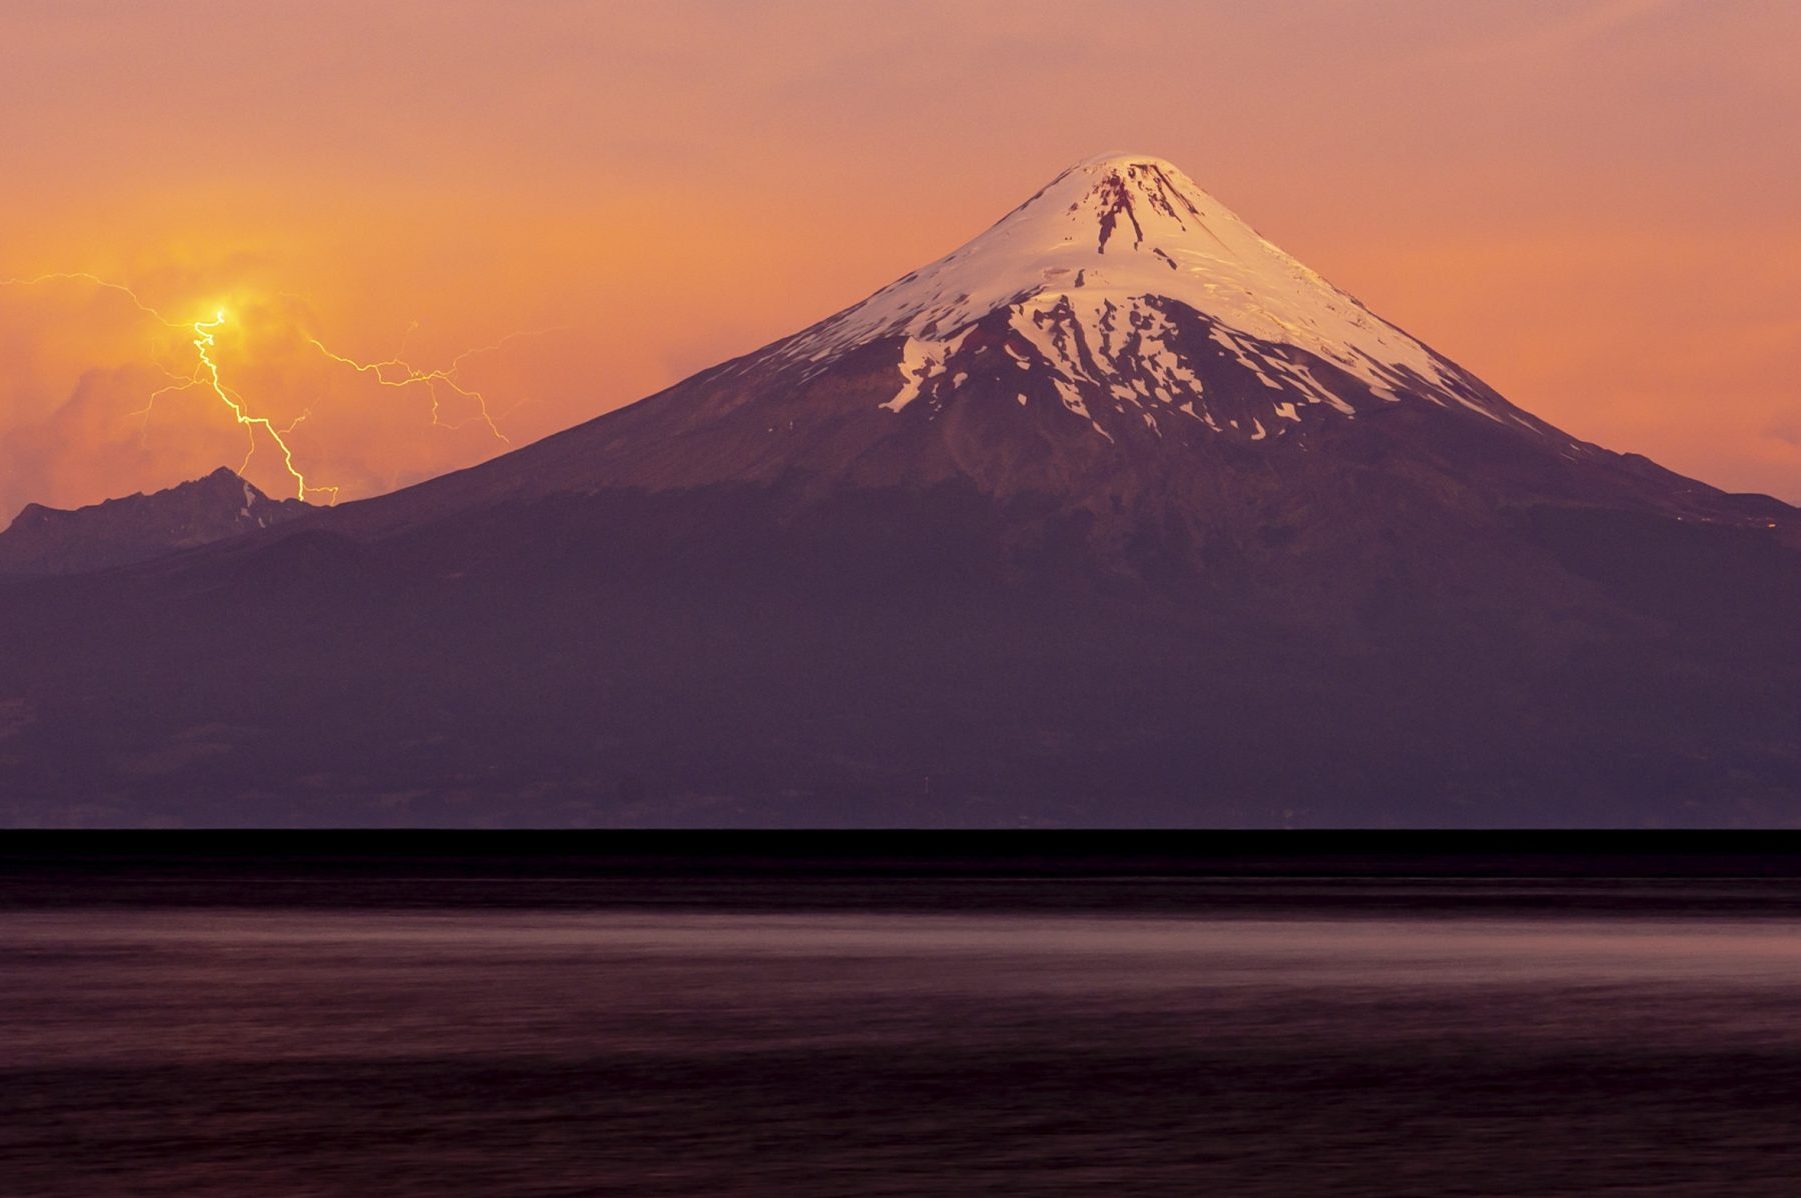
[2,273,333,502]
[0,271,187,329]
[129,368,207,445]
[192,309,340,504]
[303,326,565,446]
[3,272,557,506]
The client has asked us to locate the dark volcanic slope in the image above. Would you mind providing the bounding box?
[0,467,312,577]
[0,155,1796,827]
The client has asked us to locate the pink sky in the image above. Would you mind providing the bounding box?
[2,0,1796,515]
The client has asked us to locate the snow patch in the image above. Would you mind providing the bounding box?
[881,330,971,413]
[785,154,1506,432]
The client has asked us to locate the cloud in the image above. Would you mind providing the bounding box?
[0,276,560,521]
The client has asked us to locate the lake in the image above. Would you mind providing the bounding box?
[4,869,1801,1195]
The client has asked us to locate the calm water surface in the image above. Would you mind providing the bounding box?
[4,883,1800,1196]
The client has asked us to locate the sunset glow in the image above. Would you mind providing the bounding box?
[3,0,1797,519]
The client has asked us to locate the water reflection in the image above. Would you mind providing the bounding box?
[3,897,1800,1195]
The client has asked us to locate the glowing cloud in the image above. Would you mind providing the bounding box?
[1,273,555,512]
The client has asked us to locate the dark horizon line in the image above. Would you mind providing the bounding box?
[9,828,1801,879]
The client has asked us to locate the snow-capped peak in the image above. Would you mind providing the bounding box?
[778,153,1550,441]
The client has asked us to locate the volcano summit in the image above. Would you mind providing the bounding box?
[2,155,1796,826]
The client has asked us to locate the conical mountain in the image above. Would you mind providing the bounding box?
[356,153,1783,537]
[0,155,1796,827]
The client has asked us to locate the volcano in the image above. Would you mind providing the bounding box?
[2,155,1797,826]
[336,153,1786,531]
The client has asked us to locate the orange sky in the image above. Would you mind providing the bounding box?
[3,0,1797,519]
